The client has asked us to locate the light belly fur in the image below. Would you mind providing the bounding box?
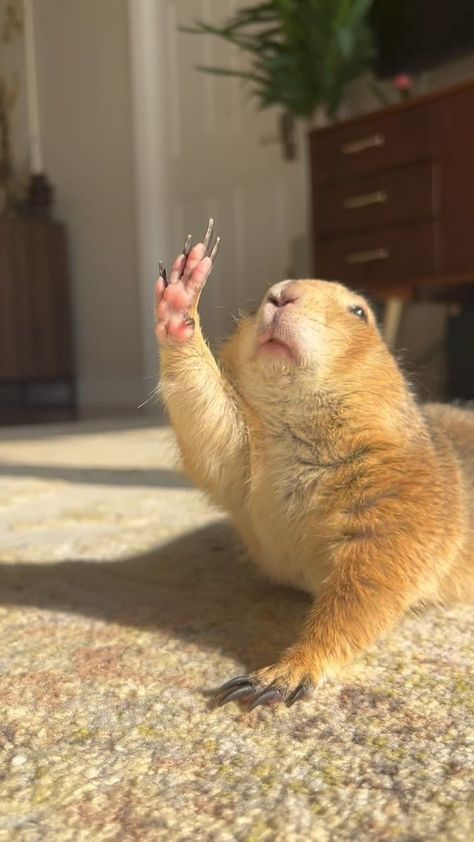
[235,467,320,594]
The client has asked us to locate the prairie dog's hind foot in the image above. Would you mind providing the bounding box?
[155,218,220,342]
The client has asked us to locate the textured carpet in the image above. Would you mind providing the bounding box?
[0,419,472,841]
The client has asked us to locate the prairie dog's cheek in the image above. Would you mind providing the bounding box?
[238,320,261,364]
[294,321,335,365]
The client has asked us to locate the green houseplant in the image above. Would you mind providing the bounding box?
[182,0,375,154]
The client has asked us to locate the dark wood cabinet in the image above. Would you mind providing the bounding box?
[0,218,75,423]
[309,80,474,299]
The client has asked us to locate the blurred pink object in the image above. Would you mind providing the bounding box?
[393,74,413,92]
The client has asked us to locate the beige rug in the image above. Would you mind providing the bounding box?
[0,419,472,841]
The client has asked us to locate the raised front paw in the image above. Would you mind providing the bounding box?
[155,218,220,343]
[213,657,315,711]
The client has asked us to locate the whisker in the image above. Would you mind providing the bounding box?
[137,385,160,409]
[306,316,347,341]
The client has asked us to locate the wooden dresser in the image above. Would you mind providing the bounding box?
[0,218,76,424]
[309,81,474,300]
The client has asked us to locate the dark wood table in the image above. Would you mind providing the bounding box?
[0,217,76,424]
[309,80,474,345]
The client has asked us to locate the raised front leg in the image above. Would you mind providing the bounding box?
[156,220,248,508]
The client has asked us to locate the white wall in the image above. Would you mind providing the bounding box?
[34,0,143,411]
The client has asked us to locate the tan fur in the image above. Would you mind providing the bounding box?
[159,278,474,697]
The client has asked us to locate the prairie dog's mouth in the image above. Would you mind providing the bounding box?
[255,300,301,361]
[256,330,295,360]
[261,337,291,352]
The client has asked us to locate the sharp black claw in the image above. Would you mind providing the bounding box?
[216,675,253,694]
[286,682,309,707]
[158,261,168,286]
[183,234,192,257]
[203,218,214,251]
[217,685,254,707]
[179,234,193,278]
[209,236,220,262]
[248,687,282,711]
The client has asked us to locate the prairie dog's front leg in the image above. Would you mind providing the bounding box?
[156,221,247,506]
[215,534,424,709]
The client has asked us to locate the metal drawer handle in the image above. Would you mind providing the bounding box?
[346,247,390,265]
[344,190,387,210]
[341,133,385,155]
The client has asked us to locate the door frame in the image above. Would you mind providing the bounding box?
[128,0,172,388]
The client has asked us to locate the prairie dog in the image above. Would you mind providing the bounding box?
[155,220,474,710]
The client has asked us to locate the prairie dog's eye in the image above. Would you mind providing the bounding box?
[349,304,368,322]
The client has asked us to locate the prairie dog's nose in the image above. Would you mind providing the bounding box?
[266,280,300,308]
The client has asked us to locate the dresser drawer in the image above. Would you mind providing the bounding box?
[315,222,438,289]
[311,102,436,183]
[316,162,437,237]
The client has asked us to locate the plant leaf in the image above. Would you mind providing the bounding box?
[180,0,376,123]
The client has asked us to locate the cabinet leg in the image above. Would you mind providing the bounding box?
[383,297,404,350]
